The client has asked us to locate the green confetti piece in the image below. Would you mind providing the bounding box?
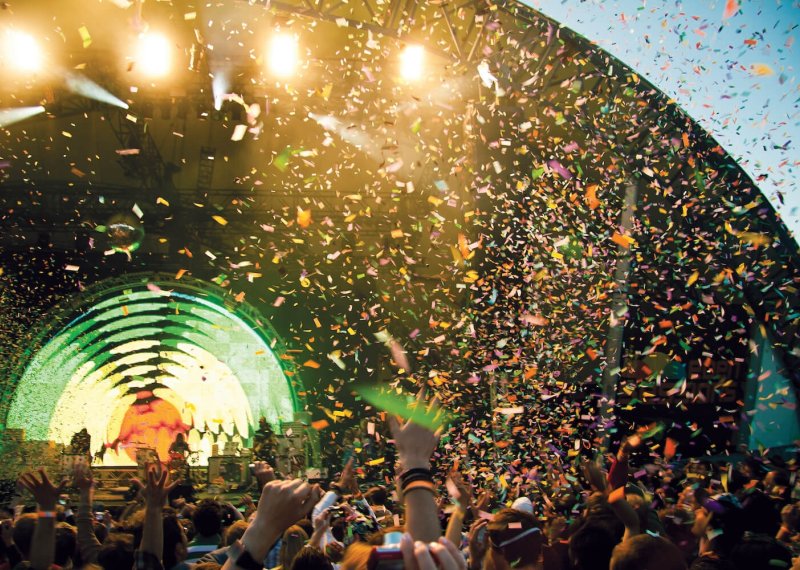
[356,385,452,431]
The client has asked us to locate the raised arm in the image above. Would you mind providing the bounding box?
[388,389,443,543]
[19,468,63,570]
[73,464,102,564]
[139,465,177,564]
[223,479,321,570]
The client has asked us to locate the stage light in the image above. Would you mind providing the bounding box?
[267,33,299,78]
[2,29,43,73]
[0,106,46,127]
[400,44,425,81]
[135,32,171,77]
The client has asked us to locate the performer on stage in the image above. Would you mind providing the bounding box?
[168,433,190,458]
[252,417,277,467]
[69,428,91,459]
[167,433,191,483]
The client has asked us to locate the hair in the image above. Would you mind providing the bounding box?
[223,520,249,546]
[12,513,37,558]
[488,508,543,568]
[339,542,372,570]
[97,533,135,570]
[290,546,334,570]
[365,487,389,506]
[568,523,617,570]
[729,534,792,570]
[610,535,686,570]
[54,523,78,567]
[688,557,736,570]
[740,491,780,536]
[280,525,309,569]
[194,564,222,570]
[163,511,188,569]
[193,499,223,538]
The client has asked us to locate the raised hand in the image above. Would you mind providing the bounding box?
[252,461,276,489]
[19,469,64,510]
[467,519,489,570]
[401,533,467,570]
[139,464,177,508]
[72,464,94,493]
[388,388,442,470]
[338,457,357,493]
[254,479,321,530]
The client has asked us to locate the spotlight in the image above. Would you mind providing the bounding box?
[135,32,171,77]
[2,29,43,73]
[267,33,299,78]
[399,44,425,81]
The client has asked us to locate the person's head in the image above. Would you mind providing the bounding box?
[176,433,185,443]
[12,513,37,558]
[339,542,372,570]
[223,520,249,546]
[97,533,135,570]
[54,523,78,567]
[740,490,781,535]
[730,533,792,570]
[194,564,223,570]
[290,546,334,570]
[193,499,223,538]
[487,508,544,570]
[365,487,389,507]
[163,511,188,569]
[610,535,686,570]
[280,525,310,569]
[568,523,616,570]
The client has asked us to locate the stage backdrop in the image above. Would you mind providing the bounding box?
[5,273,301,466]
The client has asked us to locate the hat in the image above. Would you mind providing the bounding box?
[511,497,534,515]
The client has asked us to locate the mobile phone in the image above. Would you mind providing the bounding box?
[94,512,104,521]
[367,545,403,570]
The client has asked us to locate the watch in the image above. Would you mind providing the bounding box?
[229,540,264,570]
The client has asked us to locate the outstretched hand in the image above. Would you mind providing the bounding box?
[72,464,94,493]
[136,464,177,508]
[338,457,357,493]
[254,478,322,532]
[252,461,276,489]
[388,388,442,470]
[19,469,64,510]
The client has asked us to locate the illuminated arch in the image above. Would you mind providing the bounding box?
[5,273,301,466]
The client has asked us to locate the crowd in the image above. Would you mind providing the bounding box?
[1,391,799,570]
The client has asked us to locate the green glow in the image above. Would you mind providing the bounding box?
[6,276,299,466]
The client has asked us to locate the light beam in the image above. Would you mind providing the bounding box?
[0,106,46,128]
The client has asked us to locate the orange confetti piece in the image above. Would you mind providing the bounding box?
[175,269,187,279]
[722,0,738,19]
[585,184,600,210]
[586,348,598,361]
[611,232,634,249]
[303,359,321,369]
[297,207,312,228]
[311,420,330,430]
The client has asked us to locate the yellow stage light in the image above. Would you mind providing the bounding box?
[267,33,299,78]
[400,44,425,81]
[136,32,171,77]
[2,30,43,73]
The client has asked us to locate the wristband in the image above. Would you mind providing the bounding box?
[37,511,56,519]
[400,468,432,484]
[229,540,264,570]
[402,480,436,496]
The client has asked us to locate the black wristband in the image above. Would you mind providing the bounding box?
[400,467,432,484]
[235,549,264,570]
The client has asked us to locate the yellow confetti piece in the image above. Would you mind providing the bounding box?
[78,26,92,48]
[687,271,699,286]
[750,63,774,76]
[212,215,228,226]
